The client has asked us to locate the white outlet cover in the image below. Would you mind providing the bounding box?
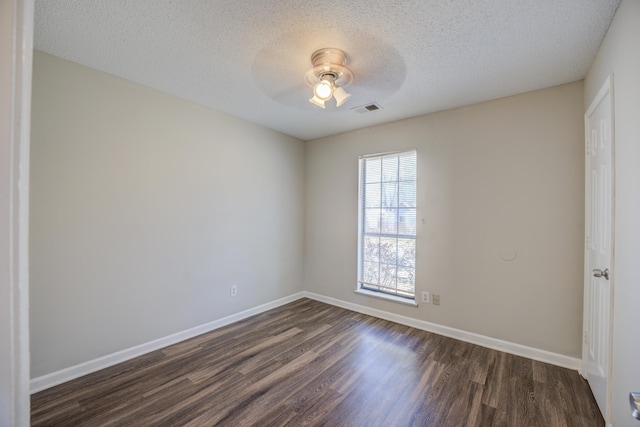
[421,291,430,303]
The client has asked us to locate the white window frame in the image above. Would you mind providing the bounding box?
[356,150,417,304]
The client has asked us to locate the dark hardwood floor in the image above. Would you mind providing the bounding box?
[31,298,604,426]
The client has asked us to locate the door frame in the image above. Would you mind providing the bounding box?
[581,74,615,423]
[0,0,34,425]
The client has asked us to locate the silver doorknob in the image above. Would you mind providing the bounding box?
[631,392,640,420]
[593,268,609,280]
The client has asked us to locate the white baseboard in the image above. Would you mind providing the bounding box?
[303,291,581,371]
[30,292,306,394]
[32,290,581,394]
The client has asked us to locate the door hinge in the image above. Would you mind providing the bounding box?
[584,330,589,344]
[585,234,590,249]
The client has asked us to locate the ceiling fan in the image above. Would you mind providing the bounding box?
[304,48,353,109]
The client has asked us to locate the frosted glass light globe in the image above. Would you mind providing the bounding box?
[313,79,334,100]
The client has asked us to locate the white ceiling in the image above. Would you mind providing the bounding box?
[34,0,620,141]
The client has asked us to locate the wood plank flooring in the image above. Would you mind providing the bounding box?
[31,298,604,426]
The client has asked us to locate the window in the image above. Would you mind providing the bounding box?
[358,150,416,299]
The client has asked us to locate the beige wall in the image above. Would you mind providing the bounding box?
[305,81,585,357]
[585,1,640,425]
[30,52,305,377]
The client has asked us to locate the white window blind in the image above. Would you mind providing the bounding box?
[358,150,416,299]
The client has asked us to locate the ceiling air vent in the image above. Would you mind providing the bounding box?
[352,103,382,114]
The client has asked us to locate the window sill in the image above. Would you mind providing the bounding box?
[354,289,418,307]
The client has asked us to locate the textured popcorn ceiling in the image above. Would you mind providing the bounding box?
[34,0,620,140]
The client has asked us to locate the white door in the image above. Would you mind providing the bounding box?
[583,76,614,421]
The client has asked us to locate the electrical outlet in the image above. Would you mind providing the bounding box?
[230,285,238,297]
[432,294,440,305]
[421,291,430,304]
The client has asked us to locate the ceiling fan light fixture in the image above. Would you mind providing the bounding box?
[305,48,353,109]
[333,86,351,107]
[308,95,326,108]
[313,78,334,100]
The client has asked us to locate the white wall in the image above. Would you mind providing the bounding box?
[305,81,585,358]
[30,51,305,377]
[585,1,640,425]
